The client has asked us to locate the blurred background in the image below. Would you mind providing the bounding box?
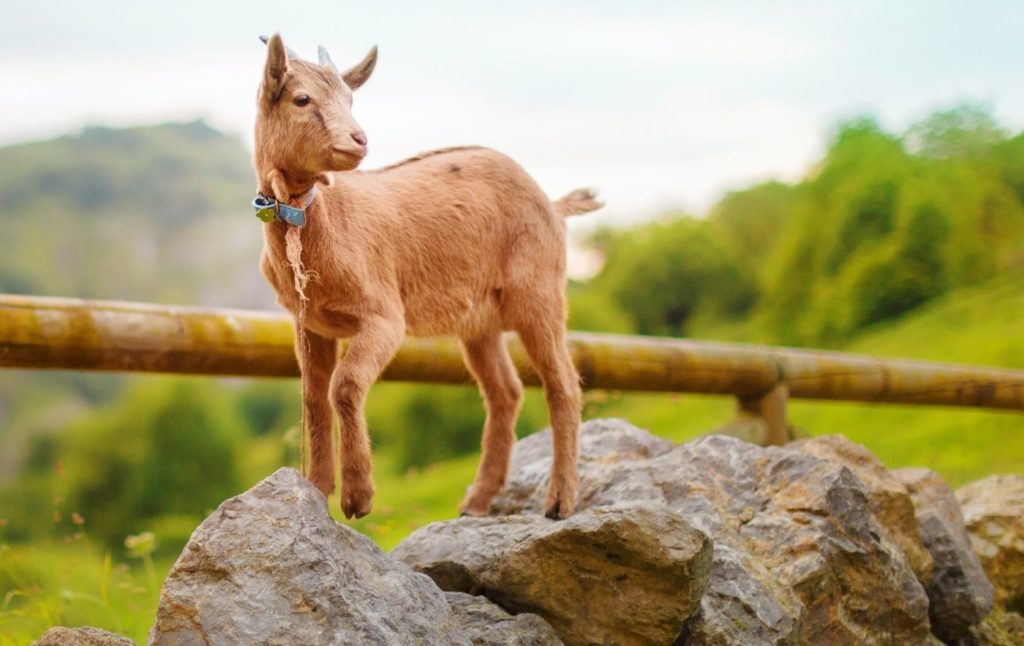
[1,1,1022,641]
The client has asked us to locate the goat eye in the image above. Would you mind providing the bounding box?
[293,94,311,107]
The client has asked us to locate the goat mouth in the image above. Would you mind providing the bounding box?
[331,145,367,160]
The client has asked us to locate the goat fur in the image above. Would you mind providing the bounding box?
[253,34,601,519]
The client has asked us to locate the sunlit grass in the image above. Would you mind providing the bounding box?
[0,538,173,645]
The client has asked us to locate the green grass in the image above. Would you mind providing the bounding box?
[0,540,173,646]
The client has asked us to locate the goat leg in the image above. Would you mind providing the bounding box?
[329,312,405,519]
[515,322,582,519]
[297,328,338,498]
[459,333,524,516]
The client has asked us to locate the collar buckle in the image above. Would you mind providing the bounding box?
[252,185,317,227]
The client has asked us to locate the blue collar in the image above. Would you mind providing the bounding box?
[253,185,317,227]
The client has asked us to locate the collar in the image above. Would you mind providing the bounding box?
[253,185,317,227]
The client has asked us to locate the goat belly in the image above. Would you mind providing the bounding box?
[403,291,489,337]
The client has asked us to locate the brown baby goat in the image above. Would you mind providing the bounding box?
[253,34,600,520]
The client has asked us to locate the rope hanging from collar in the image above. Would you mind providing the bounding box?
[255,176,319,477]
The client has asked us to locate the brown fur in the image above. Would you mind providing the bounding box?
[253,34,601,519]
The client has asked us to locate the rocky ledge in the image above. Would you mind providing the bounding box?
[35,419,1024,645]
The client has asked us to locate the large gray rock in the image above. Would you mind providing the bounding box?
[676,543,803,646]
[791,435,934,584]
[32,627,135,646]
[895,468,995,642]
[393,504,712,646]
[149,467,558,646]
[445,592,562,645]
[956,474,1024,612]
[492,417,676,516]
[489,419,932,646]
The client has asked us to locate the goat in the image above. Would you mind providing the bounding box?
[252,34,601,520]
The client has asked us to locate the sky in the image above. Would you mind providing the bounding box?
[2,0,1022,229]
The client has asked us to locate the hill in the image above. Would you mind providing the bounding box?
[0,120,267,307]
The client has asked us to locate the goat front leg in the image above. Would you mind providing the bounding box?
[330,313,405,519]
[296,327,338,498]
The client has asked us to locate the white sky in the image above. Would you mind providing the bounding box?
[1,0,1022,230]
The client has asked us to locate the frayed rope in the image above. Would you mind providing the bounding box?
[284,225,318,475]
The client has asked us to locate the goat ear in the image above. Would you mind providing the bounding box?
[342,46,377,91]
[261,33,289,102]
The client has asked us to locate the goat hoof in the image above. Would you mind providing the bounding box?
[458,488,494,517]
[458,503,489,518]
[342,496,373,519]
[341,483,374,519]
[544,489,576,520]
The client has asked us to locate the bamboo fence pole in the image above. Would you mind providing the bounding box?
[2,295,1023,414]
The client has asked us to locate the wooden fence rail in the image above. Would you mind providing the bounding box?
[2,295,1023,444]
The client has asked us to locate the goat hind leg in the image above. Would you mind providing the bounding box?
[516,322,581,519]
[459,333,524,516]
[330,314,405,519]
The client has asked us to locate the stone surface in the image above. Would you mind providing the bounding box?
[956,474,1024,612]
[956,607,1024,646]
[492,417,675,516]
[676,543,803,646]
[149,467,560,646]
[393,504,712,646]
[32,627,135,646]
[489,419,932,646]
[445,592,563,645]
[791,434,934,584]
[896,468,995,642]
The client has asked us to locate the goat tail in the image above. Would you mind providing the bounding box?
[552,187,603,217]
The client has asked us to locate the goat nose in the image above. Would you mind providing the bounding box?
[351,131,368,146]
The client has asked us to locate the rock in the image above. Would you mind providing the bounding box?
[489,419,931,645]
[791,435,934,584]
[492,417,675,516]
[896,468,995,642]
[393,504,712,646]
[149,467,560,646]
[956,474,1024,612]
[677,543,803,646]
[32,626,136,645]
[445,592,563,645]
[956,607,1024,646]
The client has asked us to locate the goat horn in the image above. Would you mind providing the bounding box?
[259,35,301,61]
[318,45,338,72]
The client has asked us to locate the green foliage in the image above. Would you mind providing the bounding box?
[585,217,755,336]
[566,281,635,333]
[708,180,796,281]
[235,379,301,437]
[53,379,245,549]
[365,383,548,471]
[578,106,1024,346]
